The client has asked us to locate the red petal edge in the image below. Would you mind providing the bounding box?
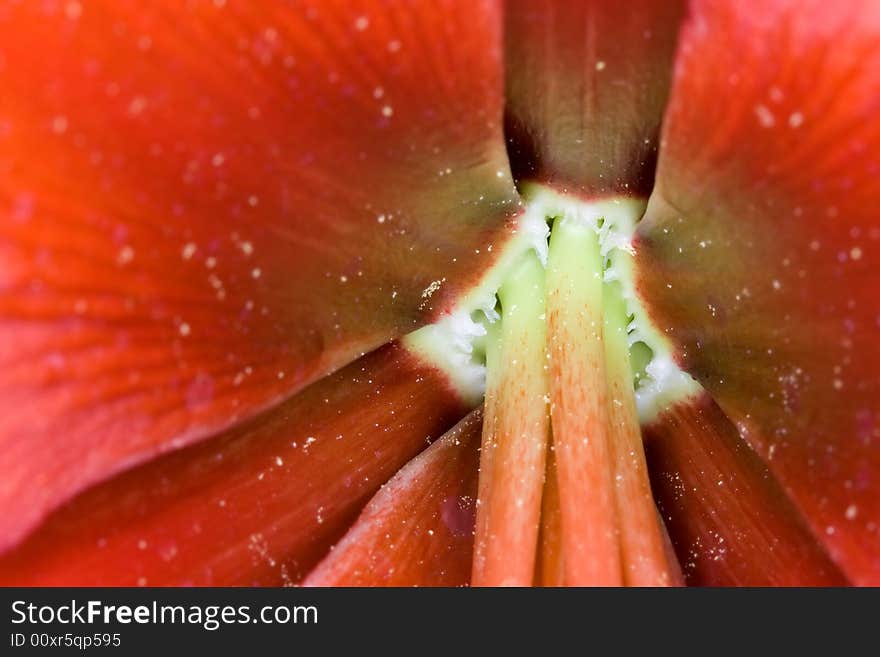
[0,343,468,585]
[303,409,482,587]
[644,394,846,586]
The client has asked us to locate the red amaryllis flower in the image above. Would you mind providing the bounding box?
[0,0,877,587]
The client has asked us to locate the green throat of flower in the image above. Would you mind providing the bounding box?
[404,183,701,586]
[405,183,699,422]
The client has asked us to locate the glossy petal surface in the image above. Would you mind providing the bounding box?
[0,344,467,585]
[644,395,846,586]
[304,409,481,587]
[0,1,517,547]
[636,0,880,582]
[504,0,684,196]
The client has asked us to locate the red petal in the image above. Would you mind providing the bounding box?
[644,394,846,586]
[504,0,685,195]
[0,343,468,585]
[0,2,517,547]
[636,0,880,582]
[303,409,481,587]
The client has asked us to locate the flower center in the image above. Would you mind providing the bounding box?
[405,184,699,585]
[406,184,698,419]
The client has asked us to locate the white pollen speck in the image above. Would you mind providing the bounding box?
[275,456,284,467]
[212,152,225,167]
[373,86,384,99]
[381,104,393,117]
[388,40,401,52]
[850,247,863,260]
[772,279,781,290]
[52,115,68,134]
[181,242,197,260]
[377,214,386,223]
[496,170,504,178]
[340,275,348,283]
[845,504,858,520]
[754,104,776,128]
[240,241,254,255]
[128,96,147,116]
[421,279,444,300]
[595,60,606,71]
[205,256,217,269]
[788,112,804,128]
[251,267,261,279]
[117,245,135,265]
[248,195,259,207]
[355,16,369,31]
[65,1,82,19]
[179,322,191,336]
[833,378,843,390]
[137,539,148,550]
